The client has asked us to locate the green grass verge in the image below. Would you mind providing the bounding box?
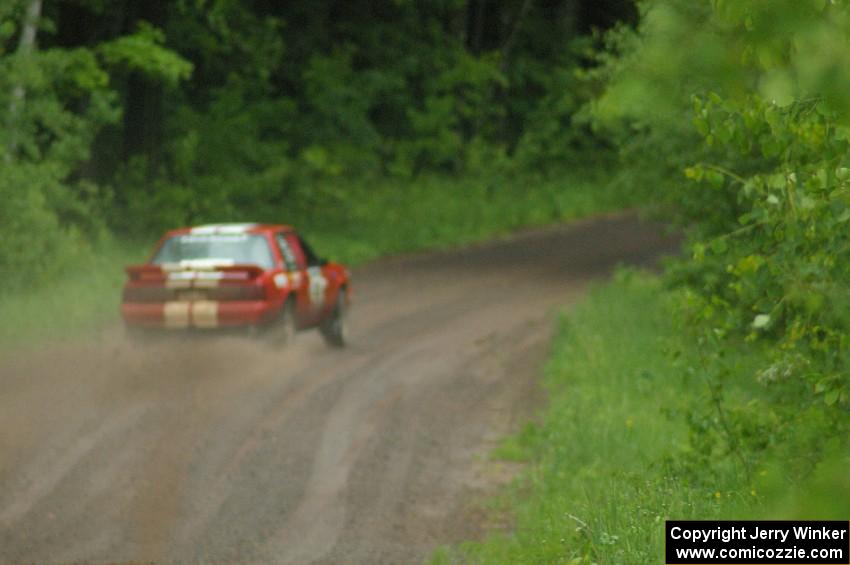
[435,271,850,564]
[0,170,636,352]
[0,238,147,348]
[302,170,634,265]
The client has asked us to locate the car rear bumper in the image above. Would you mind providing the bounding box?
[122,300,279,329]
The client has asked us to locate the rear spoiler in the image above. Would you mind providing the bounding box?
[125,264,265,281]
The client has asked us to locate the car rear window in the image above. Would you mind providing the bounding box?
[152,234,274,269]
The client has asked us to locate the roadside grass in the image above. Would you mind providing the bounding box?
[435,271,850,564]
[302,170,634,265]
[0,169,637,353]
[0,239,146,348]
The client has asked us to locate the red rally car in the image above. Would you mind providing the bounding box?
[121,223,351,347]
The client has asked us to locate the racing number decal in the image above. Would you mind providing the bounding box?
[307,266,327,308]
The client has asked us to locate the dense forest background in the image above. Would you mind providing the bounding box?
[0,0,638,287]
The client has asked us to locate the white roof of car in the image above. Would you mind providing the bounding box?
[189,223,258,235]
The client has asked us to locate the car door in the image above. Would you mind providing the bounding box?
[275,232,308,327]
[281,231,329,326]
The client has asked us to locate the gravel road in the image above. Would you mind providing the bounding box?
[0,213,677,564]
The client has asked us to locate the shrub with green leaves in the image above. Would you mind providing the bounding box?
[0,3,192,290]
[596,0,850,430]
[679,94,850,411]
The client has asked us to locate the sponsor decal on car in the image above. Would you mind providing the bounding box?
[307,266,328,307]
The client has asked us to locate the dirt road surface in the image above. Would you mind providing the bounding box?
[0,213,677,564]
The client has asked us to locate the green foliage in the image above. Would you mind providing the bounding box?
[0,3,191,291]
[113,78,297,235]
[167,0,283,91]
[98,22,193,85]
[674,94,850,411]
[0,163,75,287]
[300,48,383,174]
[0,12,117,289]
[0,47,118,165]
[90,0,630,241]
[592,0,850,452]
[513,37,604,171]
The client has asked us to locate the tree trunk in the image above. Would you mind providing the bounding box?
[6,0,42,163]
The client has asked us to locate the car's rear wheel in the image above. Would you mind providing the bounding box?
[319,291,347,348]
[266,299,297,347]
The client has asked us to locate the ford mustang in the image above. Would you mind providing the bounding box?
[121,223,350,346]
